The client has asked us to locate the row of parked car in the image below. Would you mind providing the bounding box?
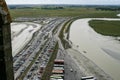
[23,38,57,80]
[50,59,64,80]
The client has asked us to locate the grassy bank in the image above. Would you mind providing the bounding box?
[9,8,119,19]
[59,19,73,49]
[89,20,120,37]
[58,17,79,49]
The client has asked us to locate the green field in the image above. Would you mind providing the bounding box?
[9,7,120,37]
[9,7,119,19]
[89,20,120,36]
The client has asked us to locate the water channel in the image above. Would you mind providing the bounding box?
[69,18,120,80]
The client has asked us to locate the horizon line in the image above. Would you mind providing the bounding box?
[8,4,120,6]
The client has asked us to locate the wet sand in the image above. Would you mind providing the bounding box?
[11,22,41,56]
[67,48,113,80]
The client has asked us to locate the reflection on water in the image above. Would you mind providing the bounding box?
[69,18,120,80]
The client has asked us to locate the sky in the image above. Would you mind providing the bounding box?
[6,0,120,5]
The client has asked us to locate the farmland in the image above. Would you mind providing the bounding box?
[89,20,120,36]
[9,5,120,19]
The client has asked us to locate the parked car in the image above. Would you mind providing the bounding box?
[81,76,97,80]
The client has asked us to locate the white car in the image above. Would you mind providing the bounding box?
[81,76,97,80]
[70,68,73,72]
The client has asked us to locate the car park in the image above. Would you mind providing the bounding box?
[13,18,65,80]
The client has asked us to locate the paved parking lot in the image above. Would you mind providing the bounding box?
[13,17,67,80]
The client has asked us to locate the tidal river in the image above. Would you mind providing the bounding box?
[69,18,120,80]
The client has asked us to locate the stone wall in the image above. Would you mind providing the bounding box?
[0,1,14,80]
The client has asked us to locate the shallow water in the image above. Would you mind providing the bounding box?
[69,18,120,80]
